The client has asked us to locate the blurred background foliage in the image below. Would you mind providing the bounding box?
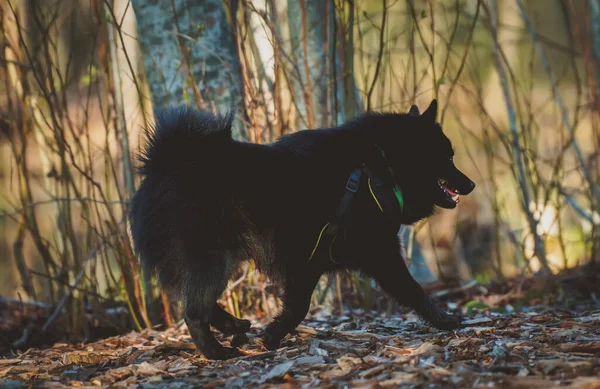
[0,0,598,340]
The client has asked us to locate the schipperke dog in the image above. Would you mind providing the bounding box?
[128,99,475,360]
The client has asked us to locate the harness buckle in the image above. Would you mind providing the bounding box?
[345,169,362,193]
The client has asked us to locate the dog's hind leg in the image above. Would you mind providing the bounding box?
[260,271,322,350]
[211,303,251,335]
[182,253,242,360]
[360,238,461,330]
[184,295,242,360]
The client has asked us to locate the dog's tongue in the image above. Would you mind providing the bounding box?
[442,184,458,196]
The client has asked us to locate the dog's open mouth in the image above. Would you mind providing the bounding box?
[436,178,460,208]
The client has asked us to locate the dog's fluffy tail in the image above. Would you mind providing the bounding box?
[136,106,235,177]
[128,106,235,287]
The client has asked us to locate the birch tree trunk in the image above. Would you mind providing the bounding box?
[130,0,244,127]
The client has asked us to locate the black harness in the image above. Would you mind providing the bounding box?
[307,161,405,263]
[323,164,403,239]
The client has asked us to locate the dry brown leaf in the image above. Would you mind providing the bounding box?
[382,345,411,357]
[0,359,21,366]
[376,372,418,387]
[63,351,113,365]
[530,315,554,324]
[412,341,441,356]
[560,341,600,354]
[292,355,325,365]
[336,356,363,371]
[260,361,295,383]
[425,366,453,378]
[359,364,387,378]
[577,313,600,323]
[462,317,493,325]
[106,366,133,380]
[499,376,561,389]
[0,367,14,378]
[559,320,596,329]
[537,358,564,375]
[565,377,600,389]
[335,329,374,339]
[318,368,350,380]
[130,361,167,377]
[200,379,226,388]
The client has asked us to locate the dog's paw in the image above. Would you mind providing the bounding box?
[235,318,252,333]
[222,318,252,335]
[432,312,462,331]
[200,344,242,360]
[258,331,282,351]
[231,333,250,347]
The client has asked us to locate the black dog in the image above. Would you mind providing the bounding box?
[128,99,475,360]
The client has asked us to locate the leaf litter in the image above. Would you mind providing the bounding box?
[1,269,600,388]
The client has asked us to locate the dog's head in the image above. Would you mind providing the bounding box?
[361,99,475,223]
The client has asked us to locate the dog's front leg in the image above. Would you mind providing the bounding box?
[260,272,321,350]
[360,237,461,330]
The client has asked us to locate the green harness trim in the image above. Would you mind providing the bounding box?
[374,144,404,211]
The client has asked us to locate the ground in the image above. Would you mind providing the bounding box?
[1,267,600,388]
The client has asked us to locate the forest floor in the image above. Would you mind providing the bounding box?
[1,262,599,389]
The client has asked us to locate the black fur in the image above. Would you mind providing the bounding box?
[128,99,475,360]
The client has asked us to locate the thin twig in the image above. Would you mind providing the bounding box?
[516,0,600,205]
[366,0,386,111]
[1,198,128,220]
[41,227,124,332]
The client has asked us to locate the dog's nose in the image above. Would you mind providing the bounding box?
[466,180,475,194]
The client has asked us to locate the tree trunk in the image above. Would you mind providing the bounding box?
[130,0,243,121]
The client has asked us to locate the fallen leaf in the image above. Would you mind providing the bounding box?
[560,342,600,354]
[63,351,110,365]
[259,361,294,383]
[530,315,554,324]
[336,356,362,371]
[0,359,21,366]
[359,364,387,378]
[462,317,493,325]
[132,361,166,376]
[202,379,226,388]
[106,366,133,380]
[576,313,600,323]
[565,377,600,389]
[292,355,325,365]
[0,367,14,378]
[413,342,441,356]
[538,359,564,375]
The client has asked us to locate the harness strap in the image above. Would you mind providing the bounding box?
[361,166,401,216]
[324,166,364,238]
[323,165,401,238]
[308,163,404,263]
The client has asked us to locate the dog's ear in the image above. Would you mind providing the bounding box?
[408,104,420,116]
[422,99,438,122]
